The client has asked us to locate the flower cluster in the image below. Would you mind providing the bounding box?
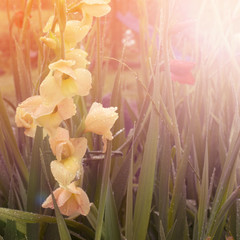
[15,0,118,218]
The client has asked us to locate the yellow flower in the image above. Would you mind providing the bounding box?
[41,17,91,50]
[62,20,91,49]
[49,128,87,186]
[15,95,43,137]
[35,97,77,136]
[69,0,111,18]
[15,106,37,138]
[65,49,89,69]
[15,96,76,137]
[49,127,74,161]
[50,156,83,187]
[81,0,111,17]
[85,102,118,140]
[40,59,92,107]
[49,127,87,161]
[42,181,90,217]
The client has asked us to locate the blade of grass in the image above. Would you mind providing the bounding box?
[86,203,98,231]
[4,220,18,240]
[26,127,43,239]
[0,208,94,238]
[4,176,18,240]
[0,128,11,196]
[210,187,240,237]
[158,129,171,234]
[94,141,112,240]
[0,91,28,183]
[159,220,166,240]
[167,132,191,231]
[105,182,121,240]
[133,59,160,240]
[206,131,240,237]
[197,140,209,239]
[125,124,135,240]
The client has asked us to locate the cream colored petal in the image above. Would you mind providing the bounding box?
[24,126,37,138]
[74,190,91,216]
[56,142,75,161]
[57,20,91,49]
[56,188,72,207]
[18,94,58,122]
[42,187,64,209]
[49,59,76,80]
[53,70,63,86]
[74,68,92,96]
[40,72,65,106]
[32,102,56,119]
[15,96,43,137]
[50,157,80,186]
[36,98,76,136]
[58,196,79,216]
[66,49,89,69]
[50,128,87,161]
[67,182,90,215]
[18,95,43,113]
[85,102,118,140]
[49,127,72,159]
[15,107,36,138]
[41,61,88,103]
[15,107,33,129]
[42,182,91,217]
[67,181,83,194]
[71,137,88,159]
[36,110,62,136]
[57,98,76,120]
[60,78,79,97]
[50,127,70,142]
[82,4,111,17]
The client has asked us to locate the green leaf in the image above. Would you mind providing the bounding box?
[133,67,160,240]
[206,131,240,237]
[52,194,71,240]
[0,91,28,183]
[86,204,98,231]
[0,127,11,195]
[159,221,166,240]
[27,127,43,239]
[197,141,209,239]
[125,125,135,240]
[95,141,112,240]
[0,208,94,239]
[210,187,240,237]
[158,130,171,233]
[167,129,191,238]
[105,183,121,240]
[4,220,18,240]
